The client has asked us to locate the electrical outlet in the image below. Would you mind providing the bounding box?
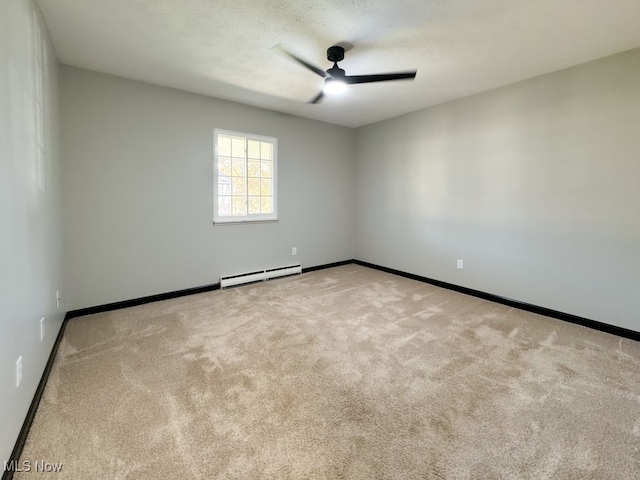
[40,317,45,341]
[457,259,464,269]
[292,247,297,256]
[56,290,61,309]
[16,356,23,388]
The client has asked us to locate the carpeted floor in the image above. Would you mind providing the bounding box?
[15,265,640,479]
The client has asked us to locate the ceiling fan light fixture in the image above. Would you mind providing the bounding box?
[323,78,347,95]
[279,44,416,104]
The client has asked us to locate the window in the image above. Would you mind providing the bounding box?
[213,130,277,224]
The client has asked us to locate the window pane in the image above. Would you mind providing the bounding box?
[232,177,246,195]
[260,142,272,160]
[218,175,231,195]
[231,137,245,157]
[260,178,272,196]
[248,159,260,177]
[248,178,260,196]
[232,196,246,215]
[261,160,272,178]
[248,196,260,214]
[218,157,232,176]
[248,140,260,159]
[232,158,245,176]
[260,197,273,214]
[218,196,231,215]
[218,136,232,156]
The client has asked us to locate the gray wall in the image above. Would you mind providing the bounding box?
[355,48,640,331]
[61,67,355,310]
[0,0,65,464]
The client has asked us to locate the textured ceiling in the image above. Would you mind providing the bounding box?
[37,0,640,128]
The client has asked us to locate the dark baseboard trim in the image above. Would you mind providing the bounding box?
[302,259,354,273]
[66,259,640,342]
[3,315,70,480]
[66,282,221,320]
[353,260,640,343]
[65,260,356,320]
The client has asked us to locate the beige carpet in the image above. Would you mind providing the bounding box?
[16,265,640,479]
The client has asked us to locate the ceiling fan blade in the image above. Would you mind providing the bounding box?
[345,71,417,84]
[309,91,324,104]
[277,46,327,78]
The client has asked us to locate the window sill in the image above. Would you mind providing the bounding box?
[212,219,279,226]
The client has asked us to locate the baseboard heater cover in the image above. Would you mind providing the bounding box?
[220,264,302,289]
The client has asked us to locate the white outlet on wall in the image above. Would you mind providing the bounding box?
[292,247,297,256]
[56,290,61,309]
[16,356,23,388]
[457,259,464,269]
[40,317,45,341]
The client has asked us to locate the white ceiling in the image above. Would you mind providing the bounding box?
[37,0,640,128]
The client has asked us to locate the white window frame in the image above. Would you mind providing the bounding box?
[213,129,278,224]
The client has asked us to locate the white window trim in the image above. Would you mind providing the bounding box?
[213,129,278,224]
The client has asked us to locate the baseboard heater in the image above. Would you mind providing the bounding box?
[220,264,302,289]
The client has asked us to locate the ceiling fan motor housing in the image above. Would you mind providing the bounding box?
[327,46,345,63]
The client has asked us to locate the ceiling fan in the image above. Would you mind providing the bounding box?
[280,45,417,104]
